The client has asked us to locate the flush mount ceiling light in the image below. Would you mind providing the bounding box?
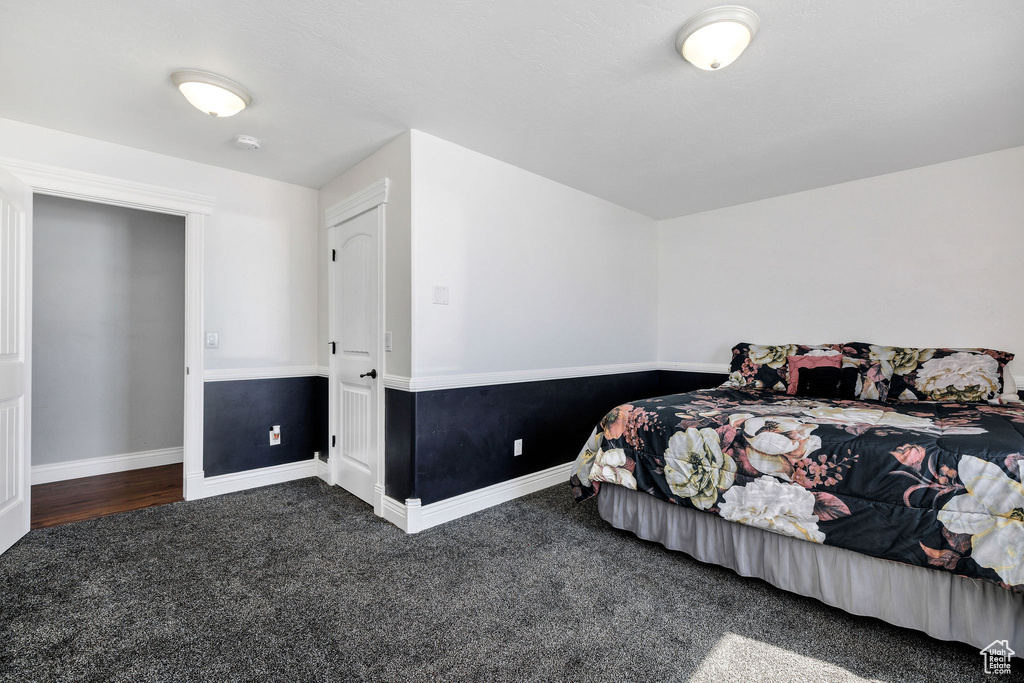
[170,70,252,117]
[675,6,760,71]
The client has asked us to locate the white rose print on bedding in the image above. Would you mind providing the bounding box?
[915,352,1001,403]
[663,427,737,510]
[729,413,821,481]
[937,455,1024,586]
[718,477,825,543]
[588,447,637,490]
[869,346,936,376]
[801,406,943,433]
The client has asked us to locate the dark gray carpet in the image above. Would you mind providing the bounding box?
[0,479,998,682]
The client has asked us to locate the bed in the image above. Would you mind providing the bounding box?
[570,343,1024,651]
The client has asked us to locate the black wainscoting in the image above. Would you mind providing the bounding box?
[384,388,416,501]
[313,376,329,460]
[407,371,663,505]
[335,369,729,505]
[657,370,728,396]
[389,369,728,505]
[204,377,327,477]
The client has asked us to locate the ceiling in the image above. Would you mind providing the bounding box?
[2,0,1022,219]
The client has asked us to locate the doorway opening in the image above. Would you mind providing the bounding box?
[30,195,185,527]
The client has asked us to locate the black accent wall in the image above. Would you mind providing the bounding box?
[657,370,729,396]
[384,369,727,505]
[204,369,725,503]
[204,376,329,477]
[384,388,416,502]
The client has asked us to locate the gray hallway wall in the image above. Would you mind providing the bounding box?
[32,195,185,466]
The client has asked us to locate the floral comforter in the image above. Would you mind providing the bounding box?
[570,387,1024,592]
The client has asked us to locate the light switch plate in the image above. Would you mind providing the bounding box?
[432,286,449,305]
[385,331,393,352]
[205,332,219,349]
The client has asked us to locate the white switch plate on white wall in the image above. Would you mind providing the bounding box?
[385,331,393,352]
[432,286,449,305]
[205,332,219,349]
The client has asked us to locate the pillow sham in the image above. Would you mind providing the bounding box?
[881,347,1014,403]
[836,352,892,402]
[727,343,840,392]
[786,354,842,395]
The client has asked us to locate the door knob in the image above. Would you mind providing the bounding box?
[359,369,378,379]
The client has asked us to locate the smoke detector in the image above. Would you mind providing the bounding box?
[233,135,261,151]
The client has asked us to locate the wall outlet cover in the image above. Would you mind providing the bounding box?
[269,425,281,446]
[514,438,523,456]
[432,286,449,305]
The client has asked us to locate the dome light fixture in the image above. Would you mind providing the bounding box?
[675,6,760,71]
[171,70,253,117]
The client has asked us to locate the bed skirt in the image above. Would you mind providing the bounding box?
[597,484,1024,652]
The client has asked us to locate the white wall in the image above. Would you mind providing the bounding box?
[33,196,184,465]
[410,131,658,378]
[0,117,319,373]
[318,132,412,377]
[657,146,1024,367]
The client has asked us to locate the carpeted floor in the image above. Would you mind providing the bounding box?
[0,479,997,682]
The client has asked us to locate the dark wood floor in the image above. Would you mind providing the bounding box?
[31,464,184,529]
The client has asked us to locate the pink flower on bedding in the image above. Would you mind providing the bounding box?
[601,405,633,440]
[601,404,658,450]
[891,444,927,471]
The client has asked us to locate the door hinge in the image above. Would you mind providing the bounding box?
[186,367,189,375]
[332,435,336,448]
[331,249,336,261]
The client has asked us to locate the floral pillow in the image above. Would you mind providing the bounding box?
[876,346,1015,403]
[835,356,892,403]
[728,343,841,392]
[836,353,892,402]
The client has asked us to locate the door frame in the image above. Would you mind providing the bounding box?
[0,157,215,502]
[325,178,388,516]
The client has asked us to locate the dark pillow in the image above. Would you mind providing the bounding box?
[796,366,842,398]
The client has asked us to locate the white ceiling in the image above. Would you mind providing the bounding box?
[3,1,1022,219]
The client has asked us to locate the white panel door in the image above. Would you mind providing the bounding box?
[0,169,31,555]
[329,207,381,505]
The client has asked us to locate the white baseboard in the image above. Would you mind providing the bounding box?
[185,472,206,501]
[188,459,318,500]
[379,492,410,530]
[315,457,329,482]
[31,447,184,485]
[379,461,572,533]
